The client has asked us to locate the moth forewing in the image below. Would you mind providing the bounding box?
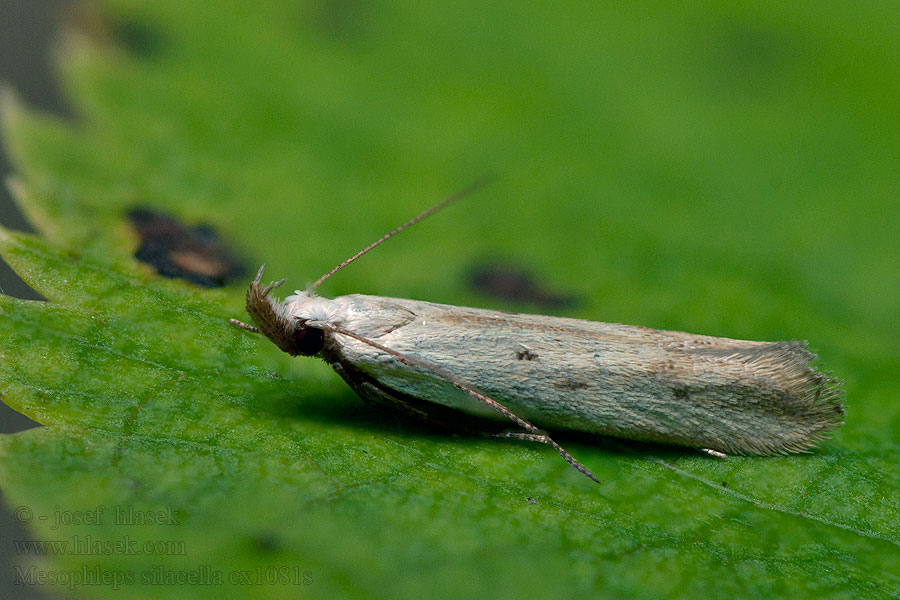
[290,293,844,456]
[235,187,845,484]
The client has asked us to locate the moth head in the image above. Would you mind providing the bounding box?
[244,266,324,357]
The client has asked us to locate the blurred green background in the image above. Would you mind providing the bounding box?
[1,0,898,598]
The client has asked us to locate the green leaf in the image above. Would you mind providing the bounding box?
[2,1,899,598]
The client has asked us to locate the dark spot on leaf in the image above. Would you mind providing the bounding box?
[61,5,166,62]
[721,481,728,488]
[672,386,689,401]
[249,532,281,554]
[468,262,578,309]
[110,18,166,59]
[705,20,793,95]
[526,497,538,505]
[127,207,245,288]
[302,0,371,42]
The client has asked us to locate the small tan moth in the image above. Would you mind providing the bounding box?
[232,185,845,483]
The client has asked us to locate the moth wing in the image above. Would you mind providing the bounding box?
[328,295,844,455]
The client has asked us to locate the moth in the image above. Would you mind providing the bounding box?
[231,184,845,483]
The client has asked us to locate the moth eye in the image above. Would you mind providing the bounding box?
[293,326,324,356]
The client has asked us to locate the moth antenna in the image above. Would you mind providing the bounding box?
[309,176,492,292]
[229,318,261,333]
[308,320,601,484]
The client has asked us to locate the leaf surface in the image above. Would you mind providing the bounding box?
[1,1,899,598]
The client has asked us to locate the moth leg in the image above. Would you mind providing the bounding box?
[331,362,474,433]
[700,448,728,459]
[491,429,599,482]
[494,431,552,444]
[355,380,435,423]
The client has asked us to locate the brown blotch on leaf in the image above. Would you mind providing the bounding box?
[127,207,245,288]
[468,262,578,309]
